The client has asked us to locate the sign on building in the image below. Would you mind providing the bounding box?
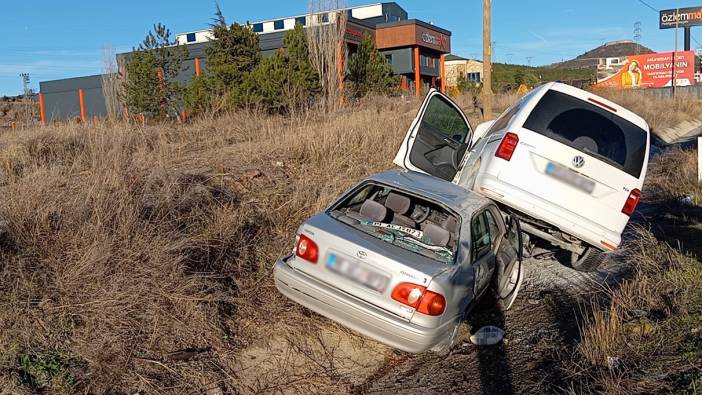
[596,51,696,89]
[660,7,702,29]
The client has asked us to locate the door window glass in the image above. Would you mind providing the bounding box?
[422,95,470,143]
[472,212,491,261]
[485,210,501,247]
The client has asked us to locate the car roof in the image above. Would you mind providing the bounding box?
[365,170,491,219]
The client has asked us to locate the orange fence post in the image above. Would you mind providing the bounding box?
[194,57,201,77]
[181,110,187,123]
[11,122,16,130]
[78,88,86,123]
[39,93,46,126]
[440,54,446,94]
[414,46,421,97]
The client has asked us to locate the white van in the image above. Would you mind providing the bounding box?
[394,82,650,271]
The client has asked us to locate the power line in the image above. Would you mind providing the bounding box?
[636,0,658,13]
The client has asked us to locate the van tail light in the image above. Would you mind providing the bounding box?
[391,282,446,316]
[495,132,519,161]
[295,234,319,263]
[622,188,641,216]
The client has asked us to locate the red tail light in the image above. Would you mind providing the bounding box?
[391,282,446,316]
[622,188,641,216]
[495,132,519,161]
[295,234,319,263]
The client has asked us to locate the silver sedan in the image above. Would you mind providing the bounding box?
[274,170,523,353]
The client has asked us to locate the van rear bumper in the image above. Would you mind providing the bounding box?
[476,174,622,251]
[273,256,456,353]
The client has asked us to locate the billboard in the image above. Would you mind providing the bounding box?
[660,7,702,29]
[596,51,696,89]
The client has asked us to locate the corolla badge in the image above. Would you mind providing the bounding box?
[357,250,367,259]
[572,155,585,168]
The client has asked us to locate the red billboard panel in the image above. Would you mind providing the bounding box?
[596,51,696,89]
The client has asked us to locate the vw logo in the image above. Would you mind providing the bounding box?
[357,251,367,259]
[572,155,585,168]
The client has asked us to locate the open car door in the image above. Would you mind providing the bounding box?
[393,89,473,182]
[494,215,524,310]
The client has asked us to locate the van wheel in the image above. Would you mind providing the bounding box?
[570,247,606,272]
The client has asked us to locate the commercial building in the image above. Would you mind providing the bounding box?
[172,2,451,95]
[38,2,452,122]
[444,55,482,94]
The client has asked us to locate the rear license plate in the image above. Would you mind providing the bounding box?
[326,253,389,293]
[545,162,596,194]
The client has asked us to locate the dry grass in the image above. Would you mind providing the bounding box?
[574,149,702,393]
[598,89,702,131]
[0,95,422,393]
[0,88,700,393]
[645,147,702,202]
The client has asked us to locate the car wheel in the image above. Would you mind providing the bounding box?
[570,247,606,272]
[431,312,466,356]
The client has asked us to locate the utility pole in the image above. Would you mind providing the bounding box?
[482,0,493,120]
[526,56,533,67]
[672,8,679,98]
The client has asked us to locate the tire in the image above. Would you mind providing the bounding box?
[570,247,606,272]
[431,312,467,355]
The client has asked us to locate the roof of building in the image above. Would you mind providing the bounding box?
[375,19,451,36]
[445,54,481,63]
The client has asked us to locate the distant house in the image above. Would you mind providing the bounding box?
[444,55,483,91]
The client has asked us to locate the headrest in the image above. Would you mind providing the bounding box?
[385,192,411,215]
[359,199,387,222]
[424,223,450,247]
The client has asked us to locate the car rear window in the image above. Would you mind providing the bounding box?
[523,90,648,178]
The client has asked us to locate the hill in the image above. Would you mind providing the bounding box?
[551,40,655,69]
[491,63,595,91]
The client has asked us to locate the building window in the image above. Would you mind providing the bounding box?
[252,23,263,33]
[385,54,393,64]
[321,13,330,23]
[467,72,481,82]
[274,20,284,30]
[186,33,196,43]
[295,16,306,26]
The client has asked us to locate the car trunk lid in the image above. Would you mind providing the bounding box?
[288,214,449,321]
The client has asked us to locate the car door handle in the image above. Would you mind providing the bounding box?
[442,137,460,148]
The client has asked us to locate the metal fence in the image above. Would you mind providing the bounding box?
[644,85,702,99]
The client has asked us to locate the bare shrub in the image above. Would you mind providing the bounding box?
[306,0,347,112]
[101,45,124,121]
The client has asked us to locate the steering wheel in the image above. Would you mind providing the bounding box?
[413,206,431,223]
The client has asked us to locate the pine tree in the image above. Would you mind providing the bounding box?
[241,23,320,113]
[346,34,399,98]
[124,23,188,118]
[205,11,260,96]
[184,5,261,112]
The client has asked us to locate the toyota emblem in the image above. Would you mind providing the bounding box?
[357,251,367,259]
[572,155,585,168]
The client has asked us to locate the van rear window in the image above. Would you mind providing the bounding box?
[523,90,648,178]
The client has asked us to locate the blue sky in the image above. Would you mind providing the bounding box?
[0,0,700,95]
